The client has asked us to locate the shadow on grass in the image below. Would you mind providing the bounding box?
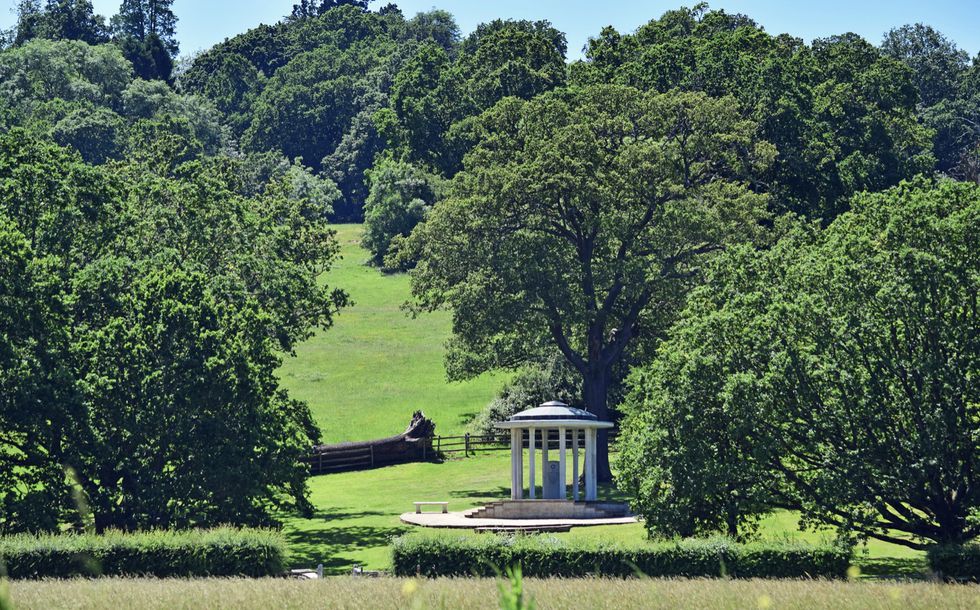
[456,411,479,426]
[285,509,409,572]
[854,556,930,580]
[448,486,511,500]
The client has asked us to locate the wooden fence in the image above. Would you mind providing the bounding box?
[434,433,508,456]
[434,430,620,457]
[305,431,620,474]
[305,442,434,475]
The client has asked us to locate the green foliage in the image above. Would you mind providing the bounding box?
[383,19,567,175]
[926,544,980,581]
[571,7,934,221]
[456,19,567,111]
[241,39,385,171]
[882,25,980,178]
[180,6,399,219]
[0,528,286,578]
[383,41,463,173]
[50,105,124,164]
[361,158,442,269]
[0,38,131,109]
[13,0,109,46]
[408,84,771,479]
[0,130,346,533]
[116,32,173,82]
[470,353,581,441]
[0,38,225,164]
[391,532,850,579]
[290,0,369,20]
[497,564,535,610]
[881,23,968,107]
[177,51,264,134]
[620,178,980,548]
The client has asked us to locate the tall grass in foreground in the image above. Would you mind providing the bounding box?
[8,577,980,610]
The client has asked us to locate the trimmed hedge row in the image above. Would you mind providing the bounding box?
[392,532,851,579]
[0,527,286,579]
[927,545,980,581]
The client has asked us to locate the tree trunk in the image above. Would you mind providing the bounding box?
[583,369,613,483]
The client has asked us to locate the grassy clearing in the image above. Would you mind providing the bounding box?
[277,224,503,442]
[283,451,927,577]
[9,577,980,610]
[278,224,926,578]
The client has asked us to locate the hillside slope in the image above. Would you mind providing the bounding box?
[277,224,503,443]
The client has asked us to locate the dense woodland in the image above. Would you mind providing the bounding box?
[0,0,978,550]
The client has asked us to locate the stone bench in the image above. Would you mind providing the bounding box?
[414,501,448,514]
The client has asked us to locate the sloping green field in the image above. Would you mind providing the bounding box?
[278,225,925,576]
[278,224,504,443]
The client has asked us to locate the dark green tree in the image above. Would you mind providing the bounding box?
[570,7,934,222]
[51,106,125,163]
[882,25,980,176]
[456,19,567,111]
[112,0,177,54]
[0,129,347,533]
[380,41,463,172]
[881,23,968,107]
[112,0,178,81]
[621,179,980,548]
[13,0,108,45]
[407,85,773,480]
[361,157,443,268]
[290,0,369,21]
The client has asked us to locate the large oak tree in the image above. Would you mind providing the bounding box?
[407,84,772,479]
[620,179,980,547]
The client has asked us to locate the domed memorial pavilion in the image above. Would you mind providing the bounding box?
[400,401,635,530]
[496,401,613,502]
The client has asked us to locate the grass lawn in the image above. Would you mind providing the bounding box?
[277,224,504,442]
[284,450,927,577]
[10,577,979,610]
[277,224,927,579]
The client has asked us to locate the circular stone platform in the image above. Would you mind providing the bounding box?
[400,510,638,529]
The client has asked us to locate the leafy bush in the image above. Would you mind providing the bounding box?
[469,352,581,441]
[0,528,287,579]
[361,158,443,270]
[391,532,850,579]
[927,545,980,581]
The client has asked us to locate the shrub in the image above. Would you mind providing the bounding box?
[0,527,287,579]
[361,158,444,270]
[927,545,980,581]
[391,532,850,579]
[470,353,581,441]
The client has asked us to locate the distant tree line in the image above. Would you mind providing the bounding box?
[9,0,179,81]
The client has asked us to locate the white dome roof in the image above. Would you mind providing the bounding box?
[510,401,598,422]
[495,400,613,429]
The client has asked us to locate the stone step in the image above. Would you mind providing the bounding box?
[463,500,629,520]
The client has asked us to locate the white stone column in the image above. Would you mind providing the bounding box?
[572,429,580,501]
[585,428,597,501]
[528,426,536,499]
[558,426,567,500]
[510,428,520,500]
[542,428,549,468]
[516,428,523,499]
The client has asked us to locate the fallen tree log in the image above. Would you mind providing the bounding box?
[306,411,436,475]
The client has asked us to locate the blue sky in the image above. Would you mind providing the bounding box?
[3,0,979,60]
